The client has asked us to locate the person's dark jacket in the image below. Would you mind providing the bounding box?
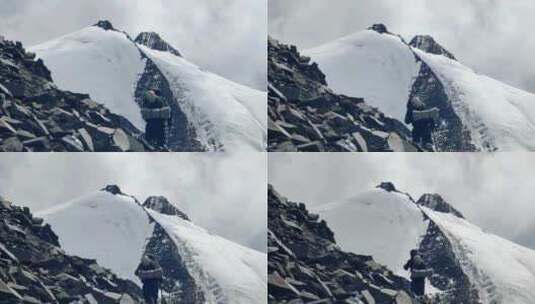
[144,91,165,110]
[405,99,417,125]
[404,255,430,279]
[135,259,163,301]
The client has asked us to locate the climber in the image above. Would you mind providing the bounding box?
[403,249,431,297]
[135,254,163,304]
[141,89,171,148]
[404,97,439,150]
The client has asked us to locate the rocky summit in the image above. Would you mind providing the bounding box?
[268,37,424,152]
[0,37,157,152]
[268,185,416,303]
[135,32,182,57]
[0,196,143,303]
[409,36,456,60]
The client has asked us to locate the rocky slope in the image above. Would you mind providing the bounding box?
[314,182,535,303]
[268,184,416,303]
[268,37,423,152]
[0,195,143,303]
[0,36,155,152]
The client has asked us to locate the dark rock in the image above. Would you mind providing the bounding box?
[418,221,479,303]
[410,35,456,60]
[376,182,397,192]
[94,20,115,31]
[0,137,23,152]
[143,196,190,220]
[417,193,464,219]
[135,32,182,57]
[368,23,389,34]
[101,185,123,195]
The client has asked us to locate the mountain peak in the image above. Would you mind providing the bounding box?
[135,32,182,57]
[376,181,398,192]
[93,20,115,31]
[417,193,464,218]
[368,23,390,34]
[409,35,456,60]
[142,196,189,220]
[100,184,123,195]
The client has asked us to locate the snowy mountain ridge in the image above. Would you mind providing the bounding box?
[313,183,535,303]
[304,24,535,151]
[30,20,266,152]
[37,184,267,304]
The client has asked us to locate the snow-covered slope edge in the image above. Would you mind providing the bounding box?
[30,20,266,151]
[414,48,535,151]
[423,207,535,303]
[147,210,267,304]
[138,45,266,151]
[38,185,267,303]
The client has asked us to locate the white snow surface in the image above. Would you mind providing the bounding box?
[30,27,147,130]
[423,207,535,304]
[138,45,266,151]
[147,210,267,304]
[413,49,535,151]
[37,191,154,284]
[314,189,427,278]
[304,30,419,121]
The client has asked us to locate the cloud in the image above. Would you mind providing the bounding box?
[269,153,535,250]
[269,0,535,93]
[0,152,267,252]
[1,0,266,89]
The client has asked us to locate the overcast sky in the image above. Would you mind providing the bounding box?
[269,0,535,94]
[0,0,266,90]
[0,153,267,252]
[269,153,535,251]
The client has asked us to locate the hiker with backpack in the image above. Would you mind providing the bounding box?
[141,89,171,148]
[405,97,439,150]
[404,249,432,297]
[135,254,163,304]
